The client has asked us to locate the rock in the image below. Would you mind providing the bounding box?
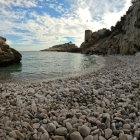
[97,123,106,130]
[79,125,91,137]
[92,134,98,140]
[22,122,33,131]
[33,134,38,140]
[7,138,15,140]
[28,88,35,94]
[52,136,66,140]
[0,36,22,66]
[105,128,112,139]
[91,129,99,135]
[41,42,80,53]
[31,101,37,113]
[119,133,127,140]
[99,136,106,140]
[2,92,11,98]
[84,135,93,140]
[126,135,133,140]
[80,0,140,55]
[70,131,83,140]
[55,127,67,136]
[66,122,72,131]
[114,117,124,122]
[33,123,40,129]
[9,131,17,139]
[123,124,131,130]
[15,130,25,140]
[113,130,120,136]
[70,88,80,94]
[46,123,56,132]
[40,133,49,140]
[109,136,117,140]
[134,131,140,139]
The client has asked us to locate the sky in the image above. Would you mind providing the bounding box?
[0,0,132,51]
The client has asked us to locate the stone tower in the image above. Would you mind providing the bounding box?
[85,30,92,42]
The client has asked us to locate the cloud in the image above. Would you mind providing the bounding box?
[102,0,132,28]
[0,0,37,8]
[0,0,132,51]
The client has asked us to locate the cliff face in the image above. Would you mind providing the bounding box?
[0,36,22,66]
[80,0,140,55]
[41,43,80,53]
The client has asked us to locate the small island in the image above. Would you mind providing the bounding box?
[41,42,80,53]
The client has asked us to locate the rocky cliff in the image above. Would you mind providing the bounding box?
[41,42,80,53]
[0,36,22,66]
[80,0,140,55]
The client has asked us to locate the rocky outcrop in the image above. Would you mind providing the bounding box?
[80,0,140,55]
[41,42,80,53]
[0,36,22,66]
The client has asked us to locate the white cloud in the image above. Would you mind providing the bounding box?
[0,0,37,8]
[0,0,132,51]
[102,0,132,28]
[6,40,12,45]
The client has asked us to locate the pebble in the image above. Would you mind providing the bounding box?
[99,136,106,140]
[70,131,83,140]
[46,123,56,132]
[66,122,72,131]
[105,128,112,139]
[55,127,67,136]
[79,125,91,137]
[52,136,66,140]
[119,133,127,140]
[0,55,139,139]
[9,131,17,139]
[33,123,40,129]
[123,124,131,129]
[92,134,98,140]
[22,122,33,131]
[15,130,25,140]
[126,135,133,140]
[28,88,35,94]
[92,129,99,135]
[109,136,117,140]
[40,133,49,140]
[134,131,140,139]
[84,135,93,140]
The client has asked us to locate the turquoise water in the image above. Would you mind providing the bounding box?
[0,51,101,82]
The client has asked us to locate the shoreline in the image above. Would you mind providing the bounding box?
[0,54,140,139]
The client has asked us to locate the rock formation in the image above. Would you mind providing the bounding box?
[0,36,22,66]
[41,42,80,53]
[80,0,140,55]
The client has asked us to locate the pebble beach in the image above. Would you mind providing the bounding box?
[0,54,140,140]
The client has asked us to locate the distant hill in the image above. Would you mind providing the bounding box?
[41,42,80,53]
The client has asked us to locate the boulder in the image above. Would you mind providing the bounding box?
[0,36,22,66]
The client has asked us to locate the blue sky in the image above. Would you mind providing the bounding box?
[0,0,131,51]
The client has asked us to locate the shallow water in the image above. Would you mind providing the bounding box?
[0,51,103,82]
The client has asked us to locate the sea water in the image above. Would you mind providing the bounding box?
[0,51,103,82]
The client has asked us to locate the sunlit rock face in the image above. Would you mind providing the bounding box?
[80,0,140,55]
[0,36,22,66]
